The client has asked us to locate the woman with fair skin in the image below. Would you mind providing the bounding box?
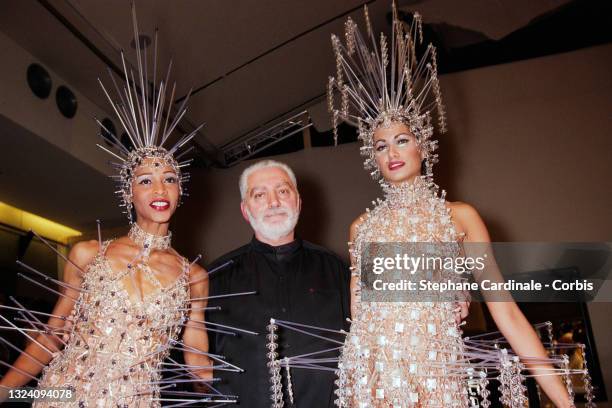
[344,121,572,407]
[327,5,579,404]
[0,158,211,406]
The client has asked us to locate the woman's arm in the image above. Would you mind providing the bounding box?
[453,202,572,408]
[182,264,212,381]
[0,240,96,395]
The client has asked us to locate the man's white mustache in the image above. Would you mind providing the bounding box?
[247,204,298,241]
[262,209,289,218]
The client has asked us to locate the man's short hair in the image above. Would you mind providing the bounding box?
[239,160,298,200]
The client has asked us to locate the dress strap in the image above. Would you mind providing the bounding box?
[99,239,114,256]
[182,257,190,277]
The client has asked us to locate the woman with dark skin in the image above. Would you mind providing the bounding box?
[0,157,211,406]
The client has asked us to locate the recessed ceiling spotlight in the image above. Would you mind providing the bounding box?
[130,34,151,50]
[27,63,52,99]
[56,86,77,118]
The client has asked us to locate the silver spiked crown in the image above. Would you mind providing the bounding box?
[327,2,447,182]
[96,4,201,223]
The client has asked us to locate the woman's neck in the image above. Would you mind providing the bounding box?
[134,219,170,237]
[381,175,438,208]
[128,221,172,254]
[386,174,420,187]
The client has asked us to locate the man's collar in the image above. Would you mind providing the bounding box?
[250,235,303,255]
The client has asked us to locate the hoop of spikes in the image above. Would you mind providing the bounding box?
[119,147,183,224]
[95,3,201,223]
[327,3,447,183]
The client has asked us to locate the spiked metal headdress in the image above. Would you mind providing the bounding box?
[96,5,201,223]
[327,3,447,181]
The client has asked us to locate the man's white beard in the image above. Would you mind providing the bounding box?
[247,206,299,242]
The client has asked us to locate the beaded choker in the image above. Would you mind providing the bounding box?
[128,223,172,252]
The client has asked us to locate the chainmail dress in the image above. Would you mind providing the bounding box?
[34,237,190,408]
[335,177,470,407]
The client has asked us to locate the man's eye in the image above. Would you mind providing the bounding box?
[254,193,265,199]
[279,189,289,195]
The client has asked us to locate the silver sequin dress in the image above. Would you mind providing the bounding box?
[35,240,190,408]
[335,178,470,407]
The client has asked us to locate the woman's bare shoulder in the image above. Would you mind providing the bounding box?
[188,262,207,280]
[70,240,100,265]
[446,201,490,241]
[447,201,480,220]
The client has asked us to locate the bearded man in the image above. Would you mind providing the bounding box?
[206,160,351,407]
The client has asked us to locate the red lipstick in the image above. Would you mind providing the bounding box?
[388,160,405,171]
[149,199,170,211]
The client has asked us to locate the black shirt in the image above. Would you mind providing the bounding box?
[206,237,351,407]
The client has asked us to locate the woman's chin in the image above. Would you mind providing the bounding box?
[383,173,415,185]
[137,211,174,225]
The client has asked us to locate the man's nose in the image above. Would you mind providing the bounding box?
[267,191,280,208]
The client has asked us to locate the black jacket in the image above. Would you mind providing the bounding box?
[206,237,351,407]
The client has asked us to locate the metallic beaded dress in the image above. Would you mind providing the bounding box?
[34,231,190,408]
[335,177,469,407]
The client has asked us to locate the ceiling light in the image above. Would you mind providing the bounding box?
[0,201,82,244]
